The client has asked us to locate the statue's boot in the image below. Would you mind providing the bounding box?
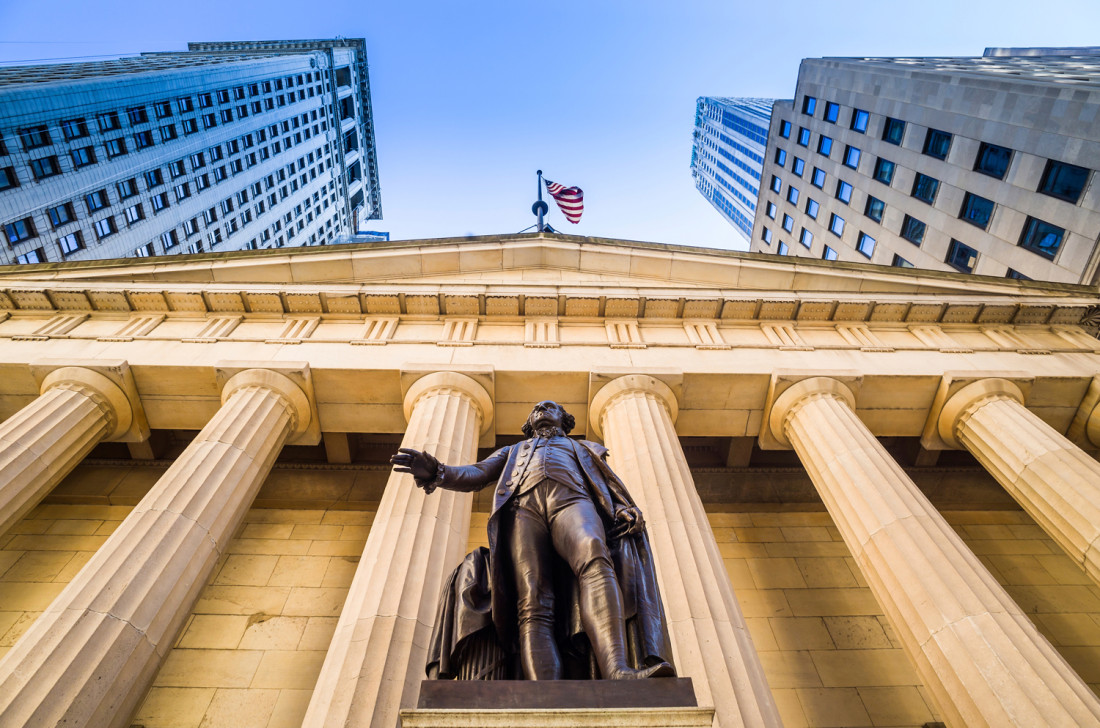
[580,562,675,679]
[519,619,563,679]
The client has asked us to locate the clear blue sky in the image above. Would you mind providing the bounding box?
[2,0,1099,250]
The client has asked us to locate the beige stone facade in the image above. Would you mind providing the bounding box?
[1,232,1100,727]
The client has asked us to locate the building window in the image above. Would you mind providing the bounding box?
[802,96,817,115]
[154,100,173,119]
[216,89,231,104]
[134,131,154,150]
[47,202,74,227]
[134,242,155,258]
[829,213,845,237]
[923,128,952,160]
[198,93,213,108]
[817,136,833,157]
[30,156,61,179]
[220,109,234,124]
[882,118,905,145]
[851,109,869,133]
[761,227,772,244]
[766,202,776,219]
[782,214,794,233]
[60,118,89,141]
[974,142,1012,180]
[124,204,144,226]
[57,231,83,255]
[959,193,994,229]
[203,113,217,129]
[85,189,108,212]
[1006,268,1031,280]
[806,198,820,219]
[169,159,186,178]
[97,111,120,132]
[1038,160,1090,204]
[823,101,840,123]
[174,183,191,201]
[843,145,861,170]
[160,124,178,142]
[190,152,206,170]
[144,168,164,188]
[1019,216,1065,259]
[0,167,17,191]
[182,119,199,135]
[811,167,825,188]
[786,186,799,205]
[93,217,117,239]
[105,138,127,158]
[822,245,838,261]
[864,196,885,223]
[183,217,199,236]
[911,173,939,204]
[162,229,179,249]
[836,180,853,204]
[151,192,169,212]
[797,127,810,147]
[892,254,914,268]
[774,148,787,167]
[117,177,138,199]
[901,215,926,245]
[71,146,96,168]
[856,232,876,258]
[777,241,789,255]
[4,217,36,244]
[19,125,51,150]
[770,175,782,193]
[799,228,814,248]
[792,157,805,177]
[16,249,44,264]
[127,106,148,125]
[873,158,895,185]
[177,97,194,113]
[945,239,978,273]
[779,120,791,138]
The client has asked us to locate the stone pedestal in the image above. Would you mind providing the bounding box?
[399,707,715,728]
[768,376,1100,727]
[0,368,311,728]
[589,374,780,728]
[939,378,1100,583]
[303,372,493,728]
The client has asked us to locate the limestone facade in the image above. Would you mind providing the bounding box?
[0,232,1099,727]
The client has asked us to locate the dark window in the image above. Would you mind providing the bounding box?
[203,113,217,129]
[16,248,44,264]
[974,142,1012,179]
[0,166,20,191]
[882,117,905,145]
[1019,217,1065,259]
[124,203,144,226]
[216,89,231,104]
[770,175,782,193]
[817,136,833,157]
[117,177,138,199]
[864,196,885,222]
[777,241,788,255]
[946,239,978,273]
[911,173,939,204]
[856,232,875,258]
[29,156,60,179]
[806,198,820,219]
[843,145,861,169]
[48,203,74,227]
[104,138,127,158]
[177,97,194,113]
[799,227,814,248]
[851,109,869,133]
[169,159,186,178]
[1006,268,1031,280]
[829,213,845,237]
[873,158,895,185]
[190,152,206,170]
[779,120,791,139]
[892,254,914,268]
[85,189,108,212]
[787,186,799,205]
[182,119,199,135]
[19,125,51,150]
[198,93,213,108]
[144,168,164,188]
[127,106,148,125]
[93,216,117,239]
[802,96,817,115]
[766,202,776,219]
[811,167,826,188]
[57,231,83,255]
[797,127,811,147]
[792,157,805,177]
[836,180,853,204]
[4,217,36,243]
[162,229,180,248]
[220,109,233,123]
[774,148,787,166]
[1038,160,1090,204]
[60,118,88,141]
[822,246,838,261]
[151,192,169,212]
[160,124,178,142]
[134,131,154,150]
[959,193,995,229]
[901,215,926,245]
[97,111,120,132]
[824,102,840,123]
[782,214,794,233]
[923,128,952,160]
[71,146,96,168]
[761,227,772,244]
[154,100,173,119]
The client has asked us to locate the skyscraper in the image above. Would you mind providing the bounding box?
[0,38,380,264]
[750,48,1100,284]
[690,97,774,241]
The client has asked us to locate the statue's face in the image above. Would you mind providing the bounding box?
[528,400,565,431]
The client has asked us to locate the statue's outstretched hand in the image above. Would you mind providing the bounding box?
[390,448,441,490]
[610,505,645,539]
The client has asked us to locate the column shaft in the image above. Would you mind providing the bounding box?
[0,380,118,536]
[779,383,1100,727]
[303,375,487,728]
[595,380,781,727]
[952,391,1100,582]
[0,378,299,728]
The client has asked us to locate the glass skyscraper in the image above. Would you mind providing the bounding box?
[0,39,380,264]
[690,97,776,241]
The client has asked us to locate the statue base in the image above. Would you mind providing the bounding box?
[416,677,698,709]
[399,706,715,728]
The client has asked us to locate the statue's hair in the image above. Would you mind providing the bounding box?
[522,404,575,438]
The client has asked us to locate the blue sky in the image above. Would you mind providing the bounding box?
[2,0,1099,250]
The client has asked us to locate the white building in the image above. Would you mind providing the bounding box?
[0,39,380,264]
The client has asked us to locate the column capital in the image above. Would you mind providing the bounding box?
[764,376,857,449]
[403,371,494,437]
[32,360,148,442]
[933,377,1028,450]
[588,374,678,440]
[216,362,317,445]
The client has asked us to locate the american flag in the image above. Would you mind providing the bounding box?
[544,179,584,224]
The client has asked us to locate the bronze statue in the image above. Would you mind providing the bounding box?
[391,400,674,680]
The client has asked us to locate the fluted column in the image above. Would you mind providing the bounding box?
[940,378,1100,584]
[0,368,311,728]
[0,366,135,535]
[590,375,781,728]
[303,371,493,728]
[770,376,1100,727]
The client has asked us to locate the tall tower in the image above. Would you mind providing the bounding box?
[0,38,381,264]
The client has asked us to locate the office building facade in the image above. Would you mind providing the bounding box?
[750,49,1100,284]
[691,97,774,240]
[0,38,380,265]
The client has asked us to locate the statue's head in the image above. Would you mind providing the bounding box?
[522,400,575,438]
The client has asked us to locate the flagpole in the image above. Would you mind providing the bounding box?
[533,169,548,233]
